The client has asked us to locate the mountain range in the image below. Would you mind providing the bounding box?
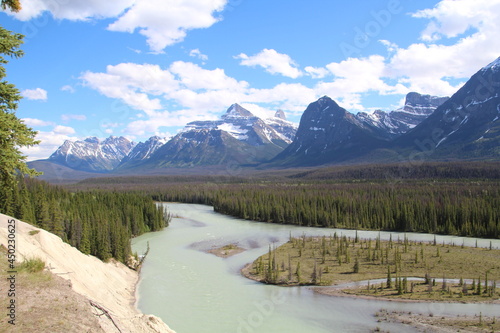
[272,56,500,166]
[31,56,500,177]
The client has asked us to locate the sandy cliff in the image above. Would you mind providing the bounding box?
[0,213,175,333]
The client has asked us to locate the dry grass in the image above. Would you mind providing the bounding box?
[377,309,500,332]
[243,234,500,302]
[206,243,245,258]
[0,247,104,333]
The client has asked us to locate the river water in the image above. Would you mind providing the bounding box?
[132,203,500,333]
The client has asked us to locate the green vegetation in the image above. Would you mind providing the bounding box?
[1,13,41,206]
[1,177,169,262]
[18,257,46,273]
[242,234,500,302]
[72,162,500,240]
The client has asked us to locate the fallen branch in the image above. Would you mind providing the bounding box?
[89,300,122,333]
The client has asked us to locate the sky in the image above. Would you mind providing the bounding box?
[1,0,500,161]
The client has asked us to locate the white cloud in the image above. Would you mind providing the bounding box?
[248,83,317,114]
[21,88,47,101]
[9,0,227,53]
[81,0,500,137]
[318,56,404,98]
[22,118,54,127]
[189,49,208,62]
[82,59,318,136]
[308,0,500,103]
[169,61,248,92]
[239,103,276,120]
[379,40,398,53]
[412,0,500,42]
[390,0,500,88]
[107,0,228,53]
[61,85,76,93]
[124,109,212,136]
[54,125,76,135]
[20,127,78,161]
[236,49,303,79]
[61,114,87,122]
[304,66,329,79]
[81,63,178,113]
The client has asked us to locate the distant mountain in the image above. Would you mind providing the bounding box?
[271,96,389,166]
[138,104,297,168]
[37,57,500,175]
[357,92,448,139]
[116,136,168,170]
[48,136,135,172]
[39,105,297,173]
[183,104,296,145]
[272,57,500,167]
[395,56,500,160]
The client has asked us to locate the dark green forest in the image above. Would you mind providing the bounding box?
[74,162,500,239]
[2,162,499,266]
[1,177,169,262]
[150,181,499,238]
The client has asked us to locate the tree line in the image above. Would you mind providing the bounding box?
[150,180,499,239]
[1,177,169,262]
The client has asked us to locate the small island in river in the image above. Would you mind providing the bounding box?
[241,233,500,304]
[207,243,246,258]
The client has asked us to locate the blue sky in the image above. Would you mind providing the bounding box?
[2,0,500,160]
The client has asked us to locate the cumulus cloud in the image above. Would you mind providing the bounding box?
[82,59,318,136]
[382,0,500,96]
[189,49,208,62]
[78,0,500,135]
[305,0,500,102]
[107,0,228,53]
[81,63,179,113]
[22,118,54,127]
[315,56,406,102]
[21,88,47,101]
[235,49,303,79]
[20,126,78,161]
[53,125,76,135]
[412,0,500,42]
[304,66,329,79]
[169,61,248,92]
[8,0,227,53]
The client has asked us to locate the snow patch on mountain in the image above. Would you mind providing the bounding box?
[49,136,136,172]
[482,56,500,72]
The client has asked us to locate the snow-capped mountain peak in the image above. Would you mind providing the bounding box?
[180,104,297,145]
[222,103,255,119]
[356,92,449,138]
[49,136,136,172]
[482,56,500,72]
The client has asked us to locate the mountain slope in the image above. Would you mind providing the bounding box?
[271,96,388,166]
[357,92,448,139]
[140,104,297,169]
[116,136,168,170]
[394,56,500,160]
[48,136,135,172]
